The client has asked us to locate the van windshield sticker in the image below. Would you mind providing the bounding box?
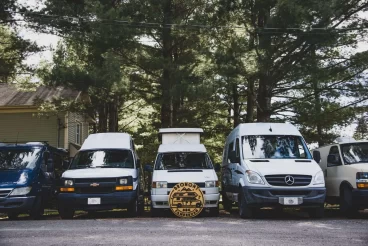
[242,135,311,160]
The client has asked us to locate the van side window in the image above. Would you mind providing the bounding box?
[235,138,241,163]
[328,146,342,165]
[227,142,234,163]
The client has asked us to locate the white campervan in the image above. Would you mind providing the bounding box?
[313,137,368,216]
[58,133,143,219]
[147,128,220,216]
[221,123,326,218]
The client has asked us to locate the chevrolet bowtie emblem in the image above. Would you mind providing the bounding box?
[90,183,100,187]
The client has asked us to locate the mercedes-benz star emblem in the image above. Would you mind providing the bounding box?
[284,175,294,185]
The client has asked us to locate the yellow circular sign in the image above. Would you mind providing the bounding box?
[169,182,204,218]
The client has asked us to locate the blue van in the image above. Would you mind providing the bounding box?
[0,142,68,219]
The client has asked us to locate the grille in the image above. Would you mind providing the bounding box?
[265,175,312,186]
[269,190,311,196]
[167,182,205,188]
[0,189,12,198]
[76,187,114,194]
[74,178,117,184]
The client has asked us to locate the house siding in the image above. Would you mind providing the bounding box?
[0,112,65,148]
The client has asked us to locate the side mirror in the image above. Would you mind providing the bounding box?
[144,164,153,172]
[214,163,221,172]
[313,151,321,163]
[327,154,341,167]
[46,158,54,173]
[62,160,70,170]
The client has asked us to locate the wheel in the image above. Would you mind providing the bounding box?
[127,198,138,217]
[222,191,232,212]
[340,186,358,217]
[308,205,324,219]
[58,207,75,219]
[29,196,44,220]
[208,205,219,217]
[238,189,253,219]
[7,212,19,220]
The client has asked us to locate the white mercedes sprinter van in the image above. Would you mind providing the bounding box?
[221,123,326,218]
[147,128,220,216]
[58,133,144,219]
[313,137,368,217]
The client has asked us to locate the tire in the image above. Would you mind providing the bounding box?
[150,204,161,217]
[127,198,138,217]
[308,205,324,219]
[222,191,232,212]
[340,186,358,218]
[238,189,253,219]
[29,196,44,220]
[208,205,220,217]
[7,212,19,220]
[58,207,75,219]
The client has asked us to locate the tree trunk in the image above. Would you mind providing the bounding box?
[232,83,240,127]
[246,78,254,122]
[311,48,323,146]
[98,103,108,132]
[160,0,173,128]
[256,74,272,122]
[108,96,119,132]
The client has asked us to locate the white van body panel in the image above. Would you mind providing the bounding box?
[151,128,219,209]
[81,133,132,150]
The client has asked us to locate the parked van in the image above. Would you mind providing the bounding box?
[57,133,143,219]
[147,128,220,216]
[313,137,368,216]
[221,123,326,218]
[0,142,68,219]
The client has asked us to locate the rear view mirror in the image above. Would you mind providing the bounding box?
[313,151,321,163]
[214,163,221,172]
[145,164,153,172]
[228,151,239,164]
[62,160,70,170]
[327,154,341,167]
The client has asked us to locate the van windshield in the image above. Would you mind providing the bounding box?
[70,149,134,169]
[0,148,42,170]
[242,135,311,159]
[155,152,213,170]
[341,142,368,164]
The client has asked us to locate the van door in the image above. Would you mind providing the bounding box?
[232,138,245,188]
[326,146,342,197]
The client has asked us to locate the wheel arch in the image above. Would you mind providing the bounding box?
[339,181,353,194]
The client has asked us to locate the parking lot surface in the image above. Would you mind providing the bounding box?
[1,209,368,246]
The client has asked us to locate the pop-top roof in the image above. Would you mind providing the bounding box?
[235,123,302,136]
[158,144,207,153]
[159,128,203,134]
[81,133,131,150]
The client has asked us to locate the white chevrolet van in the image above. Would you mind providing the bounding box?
[58,133,144,219]
[146,128,220,216]
[313,137,368,217]
[221,123,326,218]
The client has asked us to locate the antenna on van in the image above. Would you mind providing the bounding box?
[269,126,272,132]
[15,131,19,145]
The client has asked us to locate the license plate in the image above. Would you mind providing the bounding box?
[279,197,302,205]
[88,198,101,205]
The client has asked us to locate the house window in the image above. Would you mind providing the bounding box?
[76,122,82,145]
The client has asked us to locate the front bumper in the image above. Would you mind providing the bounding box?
[0,196,36,213]
[58,191,137,211]
[352,189,368,208]
[242,186,326,208]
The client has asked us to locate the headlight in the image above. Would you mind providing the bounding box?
[313,170,325,185]
[119,178,128,185]
[153,181,167,188]
[205,181,217,188]
[9,187,32,196]
[64,180,74,186]
[357,172,368,189]
[246,171,264,185]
